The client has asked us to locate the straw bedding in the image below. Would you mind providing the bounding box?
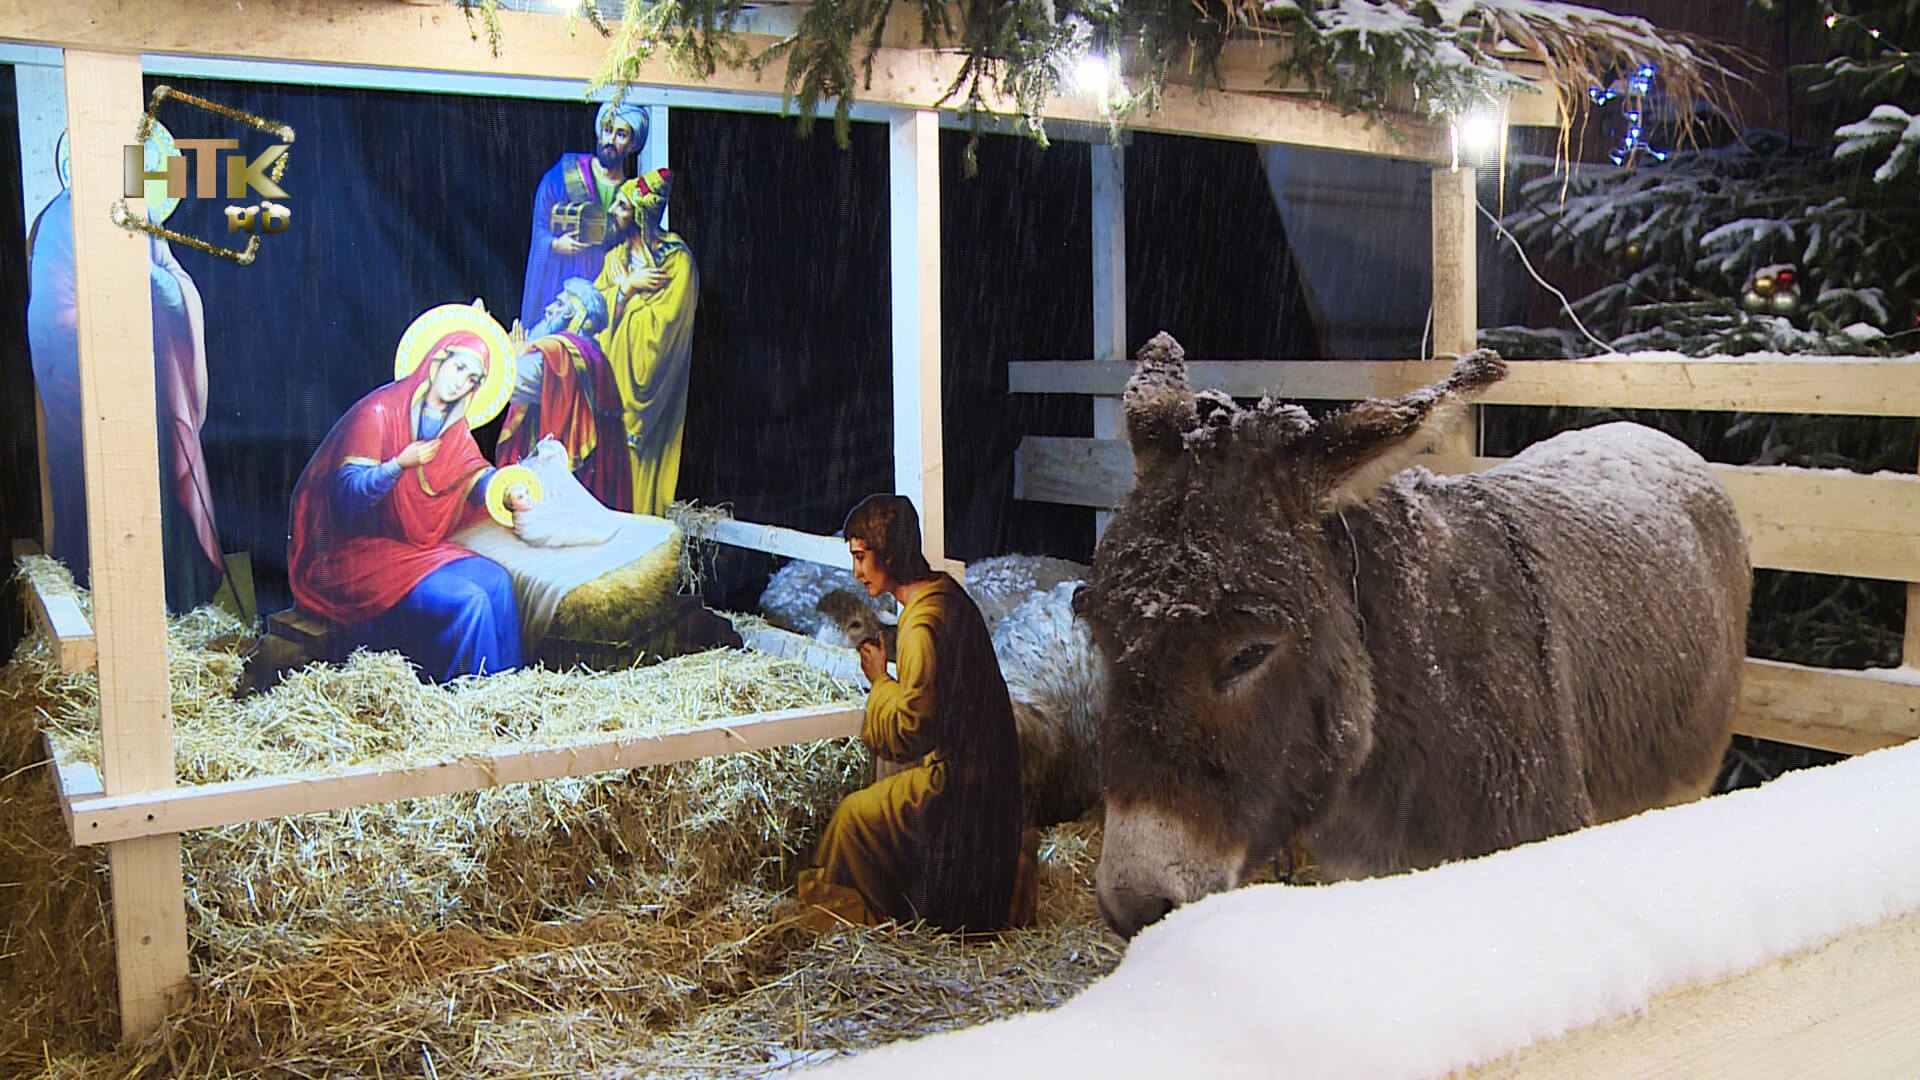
[2,558,1120,1079]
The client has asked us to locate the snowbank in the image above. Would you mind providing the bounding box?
[812,738,1920,1079]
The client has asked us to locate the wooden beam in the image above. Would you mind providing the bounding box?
[1214,40,1561,128]
[1089,142,1125,540]
[64,48,188,1040]
[1737,660,1920,755]
[14,544,99,673]
[1014,438,1920,584]
[57,703,866,845]
[1456,908,1920,1079]
[1007,356,1920,417]
[43,730,105,840]
[0,0,1449,159]
[738,623,869,686]
[685,517,853,570]
[1430,164,1478,456]
[890,109,947,569]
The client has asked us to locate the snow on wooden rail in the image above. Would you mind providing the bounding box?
[50,702,864,846]
[1009,354,1920,416]
[810,739,1920,1080]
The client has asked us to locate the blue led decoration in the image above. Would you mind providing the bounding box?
[1589,63,1668,165]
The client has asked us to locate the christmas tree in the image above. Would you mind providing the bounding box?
[1481,0,1920,789]
[1487,0,1920,357]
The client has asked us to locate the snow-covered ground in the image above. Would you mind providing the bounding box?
[813,738,1920,1079]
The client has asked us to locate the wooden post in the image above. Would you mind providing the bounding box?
[889,109,948,571]
[1430,163,1478,456]
[64,49,189,1040]
[1090,143,1125,540]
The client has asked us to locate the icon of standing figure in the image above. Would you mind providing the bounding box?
[510,103,697,518]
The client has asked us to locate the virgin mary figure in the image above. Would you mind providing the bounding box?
[286,303,531,681]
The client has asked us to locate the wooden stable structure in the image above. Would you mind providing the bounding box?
[2,0,1916,1069]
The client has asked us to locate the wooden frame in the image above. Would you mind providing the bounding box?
[12,0,1900,1061]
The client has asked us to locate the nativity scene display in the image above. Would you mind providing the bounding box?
[272,298,715,682]
[260,101,709,682]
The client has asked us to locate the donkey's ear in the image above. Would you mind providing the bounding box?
[1304,350,1506,513]
[1123,332,1198,480]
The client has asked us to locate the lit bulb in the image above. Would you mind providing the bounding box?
[1455,109,1502,159]
[1826,12,1839,27]
[1074,54,1111,96]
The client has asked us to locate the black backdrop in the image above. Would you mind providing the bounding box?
[0,70,1319,634]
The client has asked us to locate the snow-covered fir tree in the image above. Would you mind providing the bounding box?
[1486,0,1920,358]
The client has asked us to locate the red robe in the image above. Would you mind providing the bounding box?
[496,331,632,511]
[288,352,494,626]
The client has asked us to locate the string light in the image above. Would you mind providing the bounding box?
[1821,6,1912,59]
[1588,63,1667,165]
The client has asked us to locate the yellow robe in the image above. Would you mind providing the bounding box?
[594,234,699,516]
[799,575,1036,932]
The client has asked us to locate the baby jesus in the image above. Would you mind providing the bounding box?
[455,436,680,652]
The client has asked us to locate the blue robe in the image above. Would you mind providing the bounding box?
[327,405,522,682]
[520,154,621,333]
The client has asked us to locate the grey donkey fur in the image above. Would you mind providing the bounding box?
[1076,332,1750,937]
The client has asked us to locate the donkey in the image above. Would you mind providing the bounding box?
[1075,334,1750,937]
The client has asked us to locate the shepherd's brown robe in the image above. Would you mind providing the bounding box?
[799,574,1036,932]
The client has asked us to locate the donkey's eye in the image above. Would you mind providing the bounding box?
[1215,642,1275,689]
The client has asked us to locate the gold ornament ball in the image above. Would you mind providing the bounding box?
[1752,276,1775,297]
[1624,242,1643,262]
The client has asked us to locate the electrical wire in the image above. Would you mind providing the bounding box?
[1476,196,1616,356]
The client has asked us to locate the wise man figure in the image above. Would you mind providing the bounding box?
[497,277,631,509]
[593,167,698,516]
[520,101,649,334]
[797,494,1038,933]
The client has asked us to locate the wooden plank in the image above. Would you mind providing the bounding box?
[64,48,189,1041]
[890,109,946,568]
[43,730,106,840]
[13,537,99,672]
[1456,909,1920,1079]
[25,571,99,674]
[1007,356,1920,417]
[1430,164,1478,457]
[63,703,866,845]
[1014,438,1920,584]
[739,623,869,686]
[1090,142,1125,540]
[0,0,1449,160]
[1738,660,1920,754]
[686,517,853,570]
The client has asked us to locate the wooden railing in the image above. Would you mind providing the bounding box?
[1011,354,1920,757]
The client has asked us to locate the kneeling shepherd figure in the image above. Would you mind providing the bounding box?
[798,494,1038,932]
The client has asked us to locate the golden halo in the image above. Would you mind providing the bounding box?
[392,301,516,427]
[485,464,544,528]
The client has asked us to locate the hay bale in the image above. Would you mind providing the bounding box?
[3,561,1124,1079]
